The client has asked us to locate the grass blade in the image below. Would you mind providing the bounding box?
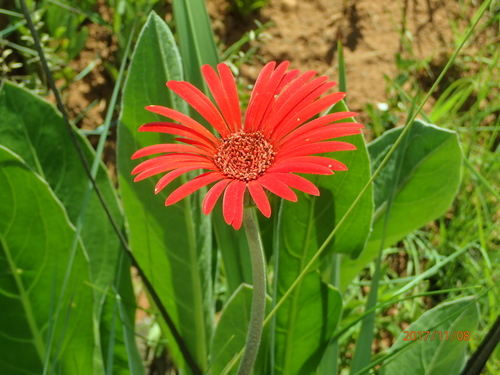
[172,0,219,91]
[350,108,412,374]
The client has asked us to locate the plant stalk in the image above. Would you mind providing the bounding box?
[237,208,267,375]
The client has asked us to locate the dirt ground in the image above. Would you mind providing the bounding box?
[67,0,477,133]
[208,0,471,122]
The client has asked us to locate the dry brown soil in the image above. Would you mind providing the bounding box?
[67,0,477,133]
[209,0,471,122]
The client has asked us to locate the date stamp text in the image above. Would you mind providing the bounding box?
[403,331,470,341]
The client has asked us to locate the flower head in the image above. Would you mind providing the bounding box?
[132,62,363,229]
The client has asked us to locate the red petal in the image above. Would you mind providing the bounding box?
[167,81,230,136]
[202,179,231,215]
[271,91,344,141]
[266,161,333,175]
[264,70,317,129]
[132,144,211,159]
[269,173,320,195]
[145,105,219,145]
[276,113,359,147]
[244,61,276,132]
[139,122,216,150]
[277,70,317,101]
[230,182,246,230]
[264,76,329,133]
[278,156,348,171]
[218,63,242,132]
[275,69,300,94]
[258,69,301,129]
[174,138,218,154]
[166,172,225,206]
[132,154,210,175]
[154,166,202,194]
[278,141,357,159]
[278,125,362,150]
[202,65,240,133]
[134,161,215,182]
[222,180,247,228]
[250,61,290,132]
[248,180,271,217]
[258,174,298,202]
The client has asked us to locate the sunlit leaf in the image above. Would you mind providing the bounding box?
[0,80,138,372]
[380,297,479,375]
[211,285,271,374]
[341,120,462,289]
[0,146,94,374]
[0,80,123,294]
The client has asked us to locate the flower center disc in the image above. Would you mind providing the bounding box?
[214,131,276,182]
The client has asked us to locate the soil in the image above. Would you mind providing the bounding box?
[66,0,483,134]
[208,0,473,124]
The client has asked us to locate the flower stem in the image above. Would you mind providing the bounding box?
[237,208,267,375]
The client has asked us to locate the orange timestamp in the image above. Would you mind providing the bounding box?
[403,330,470,341]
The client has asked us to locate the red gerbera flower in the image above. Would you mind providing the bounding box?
[132,61,363,229]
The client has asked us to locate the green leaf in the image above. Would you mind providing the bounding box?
[319,100,373,259]
[117,11,213,373]
[211,285,271,374]
[273,101,369,374]
[380,297,479,375]
[172,0,219,91]
[341,120,462,289]
[276,208,339,374]
[274,187,346,374]
[0,146,95,374]
[0,80,137,371]
[213,211,253,296]
[0,80,123,295]
[273,269,342,374]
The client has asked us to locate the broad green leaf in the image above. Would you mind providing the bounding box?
[0,81,139,372]
[349,116,410,375]
[0,80,123,295]
[211,285,271,375]
[319,100,373,259]
[273,101,369,374]
[0,146,95,374]
[380,297,479,375]
[275,195,344,374]
[341,120,462,289]
[169,0,249,301]
[117,12,212,373]
[213,211,253,296]
[315,89,351,374]
[274,269,342,374]
[172,0,219,92]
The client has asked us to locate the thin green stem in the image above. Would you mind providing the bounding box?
[237,208,267,375]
